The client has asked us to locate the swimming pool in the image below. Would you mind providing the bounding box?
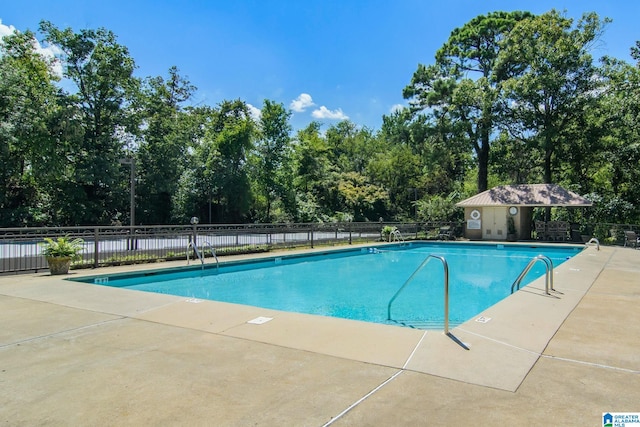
[74,242,583,329]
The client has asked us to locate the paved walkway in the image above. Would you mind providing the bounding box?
[1,244,638,426]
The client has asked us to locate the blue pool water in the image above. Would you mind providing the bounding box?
[75,242,583,329]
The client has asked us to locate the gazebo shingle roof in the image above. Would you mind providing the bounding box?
[455,184,593,207]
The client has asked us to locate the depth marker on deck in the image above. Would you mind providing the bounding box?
[247,316,273,325]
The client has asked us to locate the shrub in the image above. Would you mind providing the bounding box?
[40,236,84,261]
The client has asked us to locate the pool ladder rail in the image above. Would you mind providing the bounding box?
[510,254,554,295]
[186,240,219,270]
[388,229,405,243]
[586,237,600,251]
[388,253,558,335]
[387,254,450,334]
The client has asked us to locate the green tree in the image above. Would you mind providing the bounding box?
[0,30,60,225]
[367,144,422,220]
[324,121,380,174]
[415,192,461,223]
[373,109,468,219]
[170,106,213,223]
[593,50,640,222]
[291,122,333,221]
[40,21,138,225]
[497,10,609,185]
[404,11,532,193]
[371,111,425,219]
[335,171,388,221]
[490,130,542,184]
[137,66,196,224]
[198,100,255,222]
[253,100,294,222]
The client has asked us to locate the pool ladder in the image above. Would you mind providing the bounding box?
[187,240,219,270]
[510,255,554,295]
[586,237,600,251]
[387,254,450,334]
[390,229,404,242]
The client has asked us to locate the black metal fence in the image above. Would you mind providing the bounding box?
[0,222,460,274]
[2,221,635,275]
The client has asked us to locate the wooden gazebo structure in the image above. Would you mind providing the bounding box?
[455,184,593,241]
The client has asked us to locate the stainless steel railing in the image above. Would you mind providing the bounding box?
[511,254,554,295]
[186,240,219,270]
[387,254,450,334]
[586,237,600,251]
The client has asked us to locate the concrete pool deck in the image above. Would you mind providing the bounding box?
[1,243,638,425]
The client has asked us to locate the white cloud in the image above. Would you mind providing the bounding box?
[0,19,63,77]
[247,103,262,121]
[37,46,64,78]
[390,104,405,113]
[0,20,17,38]
[312,106,349,120]
[290,93,315,112]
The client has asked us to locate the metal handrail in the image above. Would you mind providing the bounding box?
[391,229,405,242]
[511,255,554,295]
[201,241,220,271]
[387,254,450,334]
[187,240,219,271]
[586,237,600,251]
[186,241,202,267]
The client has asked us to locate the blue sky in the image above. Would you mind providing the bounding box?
[1,0,638,131]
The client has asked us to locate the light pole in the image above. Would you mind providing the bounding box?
[119,158,136,250]
[190,216,199,250]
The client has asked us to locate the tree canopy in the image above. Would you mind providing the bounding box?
[1,12,639,227]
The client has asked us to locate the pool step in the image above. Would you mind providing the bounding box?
[389,319,462,330]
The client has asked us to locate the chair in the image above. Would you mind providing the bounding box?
[438,226,454,240]
[547,221,559,241]
[557,222,569,241]
[624,230,639,249]
[535,221,547,240]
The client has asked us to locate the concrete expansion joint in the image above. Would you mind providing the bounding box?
[456,327,541,357]
[135,299,183,314]
[322,331,428,426]
[602,247,621,269]
[540,354,640,374]
[322,369,404,427]
[0,316,125,349]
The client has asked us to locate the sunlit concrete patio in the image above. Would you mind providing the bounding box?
[1,244,638,426]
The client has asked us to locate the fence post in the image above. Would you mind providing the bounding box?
[349,222,352,245]
[127,226,132,251]
[94,227,99,268]
[310,223,314,249]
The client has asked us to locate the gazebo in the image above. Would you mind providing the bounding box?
[455,184,593,241]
